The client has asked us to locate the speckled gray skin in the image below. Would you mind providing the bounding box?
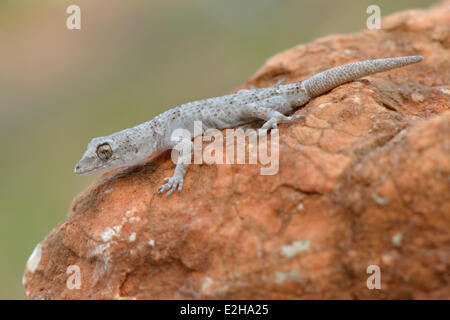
[75,56,423,196]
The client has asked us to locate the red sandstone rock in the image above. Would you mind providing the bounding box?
[24,1,449,299]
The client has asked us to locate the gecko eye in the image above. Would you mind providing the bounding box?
[96,143,113,161]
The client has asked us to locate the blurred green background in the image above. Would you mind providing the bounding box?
[0,0,438,299]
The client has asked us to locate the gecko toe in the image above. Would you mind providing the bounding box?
[158,178,172,195]
[159,176,184,197]
[166,187,175,198]
[293,114,306,124]
[261,121,272,130]
[158,184,168,194]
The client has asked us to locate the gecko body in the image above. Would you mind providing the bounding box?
[75,56,423,196]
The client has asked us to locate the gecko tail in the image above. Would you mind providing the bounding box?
[303,55,423,97]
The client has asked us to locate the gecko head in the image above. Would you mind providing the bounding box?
[74,133,140,176]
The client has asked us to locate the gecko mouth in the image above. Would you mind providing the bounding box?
[74,164,97,176]
[74,160,116,175]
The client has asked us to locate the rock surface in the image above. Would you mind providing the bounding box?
[24,2,449,299]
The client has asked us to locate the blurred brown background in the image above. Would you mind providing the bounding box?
[0,0,438,299]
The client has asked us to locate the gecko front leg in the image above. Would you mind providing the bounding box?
[158,138,193,197]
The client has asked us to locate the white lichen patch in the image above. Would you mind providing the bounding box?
[148,239,155,247]
[128,216,141,223]
[125,207,139,218]
[98,206,142,243]
[392,232,403,248]
[275,270,302,284]
[439,86,450,95]
[114,292,137,300]
[281,240,310,258]
[201,277,213,292]
[92,243,111,256]
[316,102,333,110]
[411,92,424,102]
[26,243,42,273]
[91,206,144,258]
[349,95,361,104]
[371,193,390,206]
[101,227,117,242]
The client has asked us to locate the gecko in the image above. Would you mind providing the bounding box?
[74,55,423,197]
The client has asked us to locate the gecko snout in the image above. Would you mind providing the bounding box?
[74,159,100,176]
[74,162,88,175]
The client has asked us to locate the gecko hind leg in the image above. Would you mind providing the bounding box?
[242,97,298,131]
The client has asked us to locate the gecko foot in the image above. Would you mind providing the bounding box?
[293,114,307,124]
[158,176,184,197]
[261,114,293,130]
